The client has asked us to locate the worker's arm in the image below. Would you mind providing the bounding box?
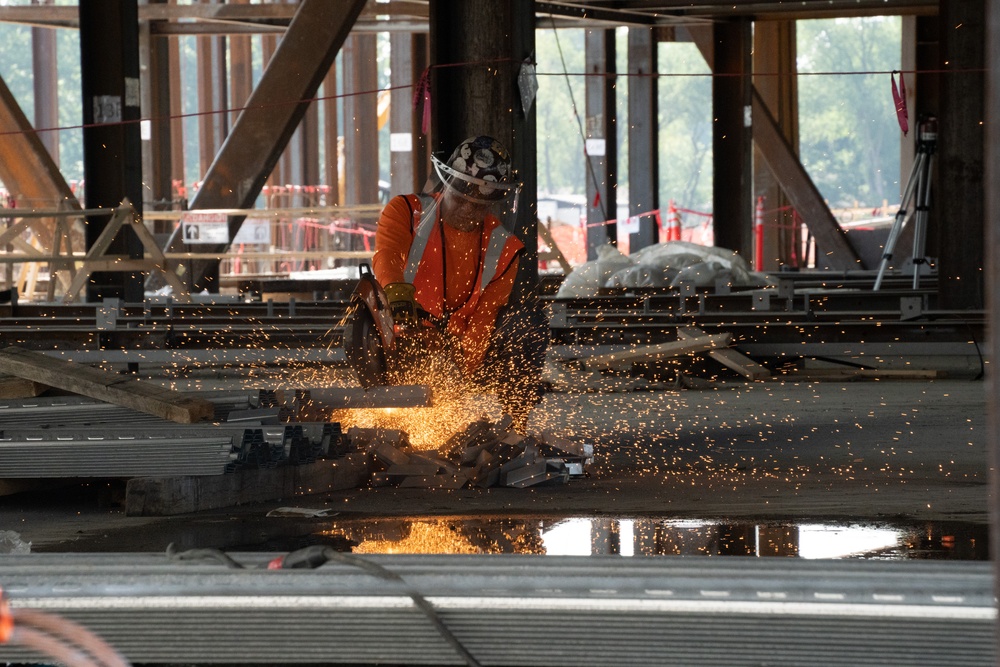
[450,258,518,374]
[372,195,415,286]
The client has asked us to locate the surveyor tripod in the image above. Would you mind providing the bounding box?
[873,116,937,291]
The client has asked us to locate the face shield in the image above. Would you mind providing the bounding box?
[419,136,522,233]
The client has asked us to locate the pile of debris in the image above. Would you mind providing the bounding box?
[348,416,593,490]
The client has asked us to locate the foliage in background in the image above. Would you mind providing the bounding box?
[0,22,84,188]
[797,17,902,208]
[535,28,587,196]
[656,42,713,213]
[0,16,899,214]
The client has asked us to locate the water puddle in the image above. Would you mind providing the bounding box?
[318,517,987,560]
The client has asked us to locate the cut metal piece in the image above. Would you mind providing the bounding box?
[300,385,433,409]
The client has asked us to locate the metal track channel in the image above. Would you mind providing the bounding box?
[0,554,993,666]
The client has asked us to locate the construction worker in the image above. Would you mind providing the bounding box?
[372,135,547,430]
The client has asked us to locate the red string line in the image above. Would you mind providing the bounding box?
[0,60,982,139]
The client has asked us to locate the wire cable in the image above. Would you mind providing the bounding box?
[165,542,246,569]
[7,625,103,667]
[12,608,131,667]
[276,546,482,667]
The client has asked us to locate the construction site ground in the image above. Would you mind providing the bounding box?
[4,375,988,554]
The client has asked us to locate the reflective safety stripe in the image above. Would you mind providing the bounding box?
[480,226,513,292]
[403,195,436,283]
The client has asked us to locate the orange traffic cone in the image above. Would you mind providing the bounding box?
[667,200,681,241]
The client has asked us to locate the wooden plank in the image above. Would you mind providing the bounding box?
[584,333,731,371]
[0,346,215,423]
[678,326,771,380]
[0,373,47,399]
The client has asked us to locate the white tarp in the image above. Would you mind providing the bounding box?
[555,241,769,298]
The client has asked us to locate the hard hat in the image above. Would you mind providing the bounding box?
[431,136,518,205]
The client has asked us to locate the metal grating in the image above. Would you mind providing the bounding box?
[0,553,993,666]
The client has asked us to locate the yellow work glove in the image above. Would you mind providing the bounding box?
[384,282,419,328]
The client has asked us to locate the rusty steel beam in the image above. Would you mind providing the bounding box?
[0,70,80,277]
[183,0,367,292]
[0,75,77,216]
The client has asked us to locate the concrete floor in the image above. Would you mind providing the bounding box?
[2,377,988,555]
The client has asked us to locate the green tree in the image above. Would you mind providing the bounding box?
[657,42,713,213]
[535,28,587,195]
[797,17,902,207]
[0,21,84,192]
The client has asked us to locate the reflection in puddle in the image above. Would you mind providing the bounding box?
[321,517,987,560]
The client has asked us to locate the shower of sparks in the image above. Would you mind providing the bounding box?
[325,518,546,555]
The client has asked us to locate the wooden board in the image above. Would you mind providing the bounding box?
[0,346,215,423]
[584,333,732,371]
[678,326,772,380]
[0,373,47,399]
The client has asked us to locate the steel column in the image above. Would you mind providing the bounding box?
[196,32,227,179]
[412,33,430,192]
[31,1,58,164]
[322,61,340,205]
[227,0,254,132]
[169,36,185,202]
[984,0,1000,642]
[343,33,380,212]
[712,18,752,258]
[627,27,659,252]
[429,0,537,296]
[937,0,985,310]
[584,28,617,260]
[140,0,174,214]
[751,20,798,270]
[79,0,144,302]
